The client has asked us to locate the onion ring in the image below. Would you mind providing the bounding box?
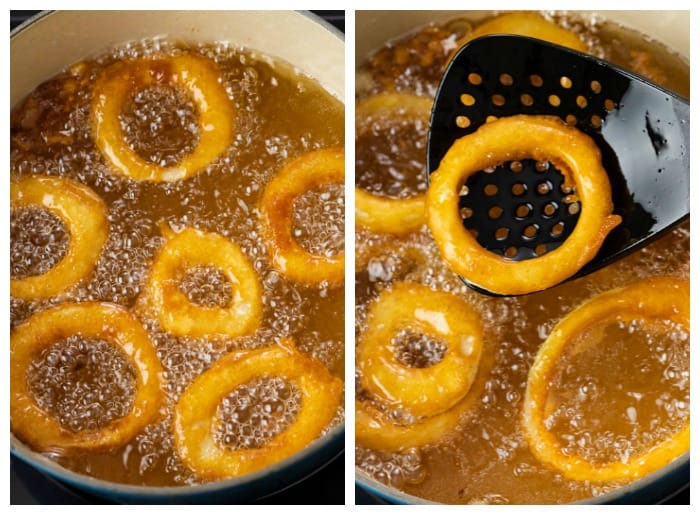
[260,147,345,286]
[140,226,263,338]
[447,12,587,64]
[356,282,490,451]
[10,302,164,454]
[427,115,621,295]
[10,176,108,300]
[173,339,343,480]
[357,282,483,418]
[522,277,690,482]
[355,93,432,235]
[92,54,234,182]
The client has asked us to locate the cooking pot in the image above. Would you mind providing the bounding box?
[10,10,344,504]
[354,10,689,505]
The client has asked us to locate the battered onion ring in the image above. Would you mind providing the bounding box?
[427,115,621,295]
[173,339,343,480]
[357,282,483,418]
[355,93,432,235]
[356,283,491,451]
[140,226,262,338]
[523,277,690,482]
[447,12,587,63]
[10,176,108,300]
[10,302,164,454]
[260,147,345,286]
[356,343,493,452]
[92,54,234,182]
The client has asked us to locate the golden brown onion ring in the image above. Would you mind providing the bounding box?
[356,282,490,451]
[447,12,587,64]
[92,54,234,182]
[140,226,262,338]
[10,302,164,454]
[523,277,690,482]
[355,93,432,235]
[427,115,621,295]
[173,339,343,480]
[260,147,345,286]
[357,282,483,418]
[10,176,108,300]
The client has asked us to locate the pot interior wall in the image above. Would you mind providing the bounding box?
[11,10,344,107]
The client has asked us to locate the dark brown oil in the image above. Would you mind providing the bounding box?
[355,12,689,504]
[11,39,344,486]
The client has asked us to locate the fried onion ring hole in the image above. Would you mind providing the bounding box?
[139,226,262,338]
[260,147,345,286]
[355,93,433,235]
[10,302,164,454]
[522,277,690,482]
[91,54,234,182]
[173,340,343,480]
[357,282,483,418]
[447,12,587,64]
[10,176,109,300]
[427,115,621,295]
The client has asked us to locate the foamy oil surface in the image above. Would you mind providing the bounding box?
[11,38,344,486]
[355,12,689,504]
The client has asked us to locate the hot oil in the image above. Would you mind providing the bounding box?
[355,12,689,504]
[11,39,344,486]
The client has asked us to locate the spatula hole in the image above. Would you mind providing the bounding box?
[469,228,479,238]
[548,95,561,107]
[536,181,552,195]
[565,114,577,125]
[488,206,504,219]
[522,224,539,240]
[529,74,543,87]
[504,246,518,259]
[499,73,513,86]
[560,76,572,89]
[511,183,527,196]
[590,80,602,94]
[515,203,532,219]
[460,93,475,106]
[491,94,506,107]
[520,93,534,106]
[542,202,558,217]
[576,95,588,108]
[604,99,616,111]
[468,73,482,85]
[568,202,581,215]
[510,161,523,173]
[535,161,550,173]
[495,227,510,241]
[590,114,602,128]
[455,115,471,128]
[460,185,470,196]
[551,221,565,237]
[486,115,498,123]
[535,244,548,256]
[460,206,473,219]
[484,184,499,196]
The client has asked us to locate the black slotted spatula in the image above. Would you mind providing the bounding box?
[427,35,689,296]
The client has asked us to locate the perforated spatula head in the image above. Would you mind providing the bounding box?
[428,35,689,295]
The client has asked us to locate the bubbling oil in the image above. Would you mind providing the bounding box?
[11,38,344,486]
[356,12,689,504]
[10,207,70,279]
[214,376,301,450]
